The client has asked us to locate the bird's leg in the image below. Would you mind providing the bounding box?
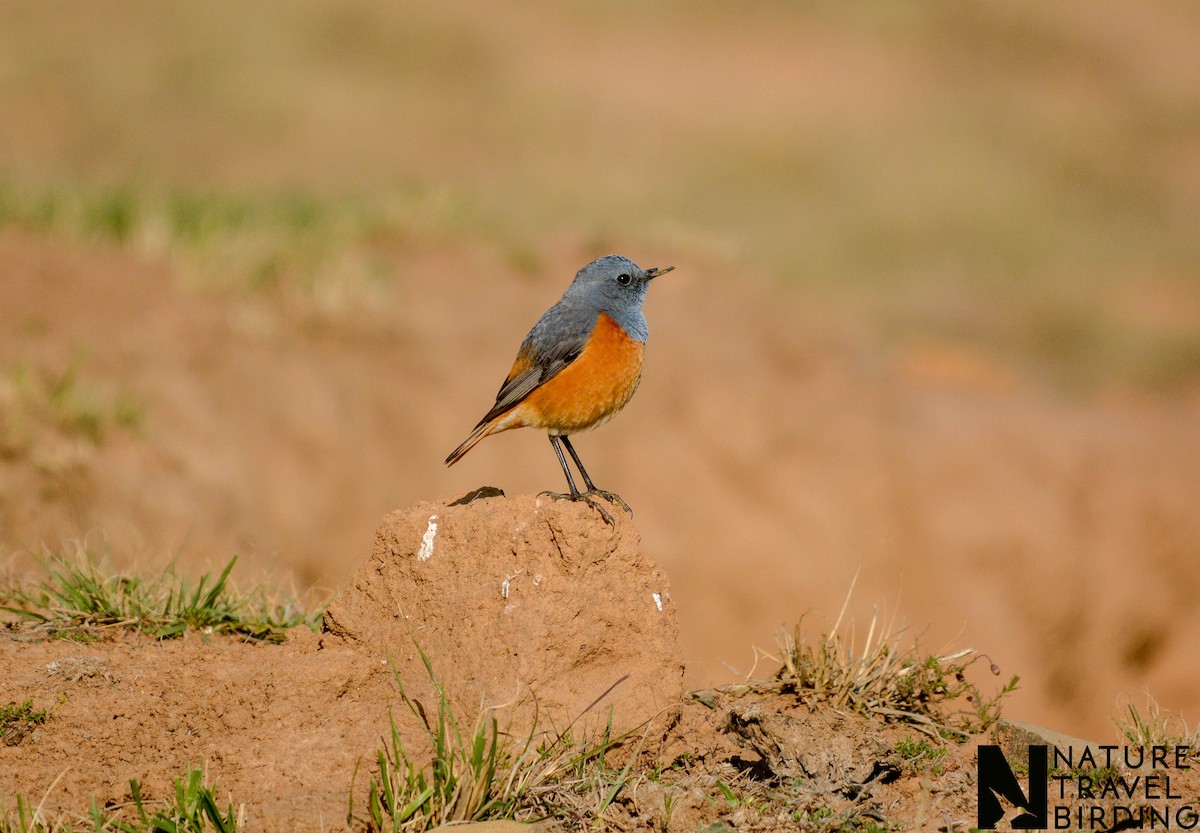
[539,435,617,525]
[549,434,581,496]
[560,436,633,516]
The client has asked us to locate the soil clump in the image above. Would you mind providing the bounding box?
[322,491,684,736]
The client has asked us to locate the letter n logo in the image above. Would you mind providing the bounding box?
[977,744,1048,829]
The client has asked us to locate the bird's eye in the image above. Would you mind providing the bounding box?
[617,273,632,286]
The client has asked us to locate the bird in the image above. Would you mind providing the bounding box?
[446,254,673,522]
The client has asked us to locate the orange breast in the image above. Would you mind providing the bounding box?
[518,313,645,434]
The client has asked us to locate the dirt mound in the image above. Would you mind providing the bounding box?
[323,491,683,735]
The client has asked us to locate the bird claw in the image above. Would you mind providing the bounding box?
[537,489,631,526]
[586,489,632,516]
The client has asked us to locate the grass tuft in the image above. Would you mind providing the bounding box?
[115,768,242,833]
[0,553,318,643]
[1114,696,1200,758]
[764,594,1018,739]
[351,647,646,832]
[1,766,241,833]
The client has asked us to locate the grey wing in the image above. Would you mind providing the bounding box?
[474,303,597,427]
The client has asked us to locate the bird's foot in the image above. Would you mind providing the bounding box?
[537,489,630,526]
[584,488,632,516]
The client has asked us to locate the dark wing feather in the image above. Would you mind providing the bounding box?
[473,304,595,427]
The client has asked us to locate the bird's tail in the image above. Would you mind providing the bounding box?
[445,419,498,466]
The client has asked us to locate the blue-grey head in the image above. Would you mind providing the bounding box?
[562,255,673,340]
[563,254,674,342]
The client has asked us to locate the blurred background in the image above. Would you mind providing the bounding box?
[1,1,1198,739]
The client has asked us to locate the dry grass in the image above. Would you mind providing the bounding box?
[755,587,1018,739]
[1114,695,1200,758]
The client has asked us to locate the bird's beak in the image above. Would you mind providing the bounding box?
[644,265,675,280]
